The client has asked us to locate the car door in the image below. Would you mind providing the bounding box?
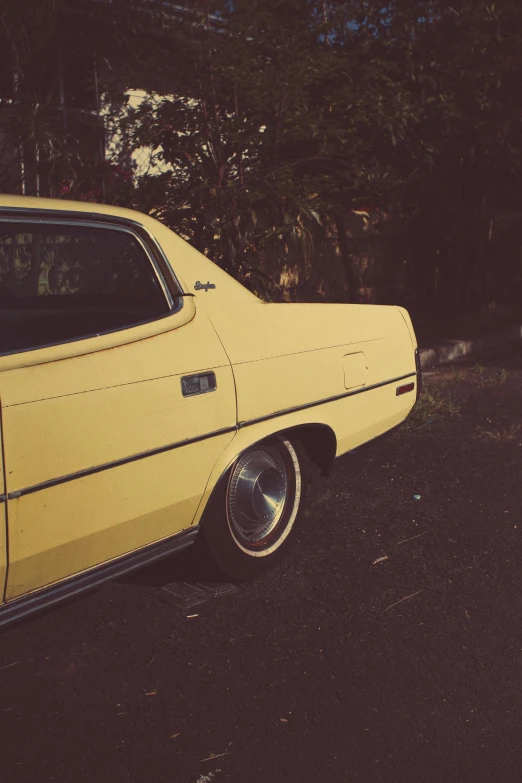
[0,214,236,601]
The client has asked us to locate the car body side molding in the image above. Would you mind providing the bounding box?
[0,527,198,628]
[238,372,416,428]
[5,371,416,501]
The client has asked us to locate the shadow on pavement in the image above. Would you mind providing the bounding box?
[121,535,226,589]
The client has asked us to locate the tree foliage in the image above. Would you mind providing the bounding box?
[3,0,522,304]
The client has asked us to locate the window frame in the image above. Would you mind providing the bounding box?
[0,210,186,359]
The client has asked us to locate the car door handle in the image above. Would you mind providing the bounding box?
[181,372,217,397]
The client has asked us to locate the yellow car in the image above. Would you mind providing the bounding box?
[0,195,420,626]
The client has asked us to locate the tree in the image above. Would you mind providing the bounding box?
[111,0,426,297]
[0,0,158,197]
[357,1,522,306]
[4,1,522,307]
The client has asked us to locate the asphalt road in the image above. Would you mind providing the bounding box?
[1,344,521,783]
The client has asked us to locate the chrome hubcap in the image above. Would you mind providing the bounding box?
[227,446,289,548]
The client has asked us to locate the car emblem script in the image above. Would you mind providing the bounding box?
[194,280,216,292]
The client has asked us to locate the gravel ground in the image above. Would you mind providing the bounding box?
[1,344,521,783]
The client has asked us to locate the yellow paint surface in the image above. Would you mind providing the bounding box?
[5,433,234,599]
[0,297,236,598]
[0,195,419,604]
[343,352,368,390]
[192,382,415,528]
[232,335,414,424]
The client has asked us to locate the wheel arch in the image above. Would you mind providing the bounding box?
[289,423,337,477]
[191,421,337,529]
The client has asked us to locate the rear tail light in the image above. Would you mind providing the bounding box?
[396,382,415,396]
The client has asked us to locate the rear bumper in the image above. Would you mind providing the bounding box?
[415,348,423,400]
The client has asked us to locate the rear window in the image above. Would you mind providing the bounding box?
[0,221,170,355]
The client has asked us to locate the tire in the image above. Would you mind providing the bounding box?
[199,434,310,581]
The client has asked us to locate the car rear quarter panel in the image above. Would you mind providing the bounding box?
[190,302,417,527]
[206,302,416,428]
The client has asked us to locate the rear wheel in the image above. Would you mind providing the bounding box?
[200,434,309,581]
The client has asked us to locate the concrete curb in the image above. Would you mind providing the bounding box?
[419,325,522,370]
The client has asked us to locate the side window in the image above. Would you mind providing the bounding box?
[0,221,171,355]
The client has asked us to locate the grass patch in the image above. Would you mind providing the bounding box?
[405,360,512,432]
[476,423,521,441]
[405,387,460,431]
[443,364,509,389]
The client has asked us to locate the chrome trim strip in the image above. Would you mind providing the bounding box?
[0,311,177,362]
[7,425,238,500]
[0,527,198,628]
[237,372,417,429]
[4,372,416,501]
